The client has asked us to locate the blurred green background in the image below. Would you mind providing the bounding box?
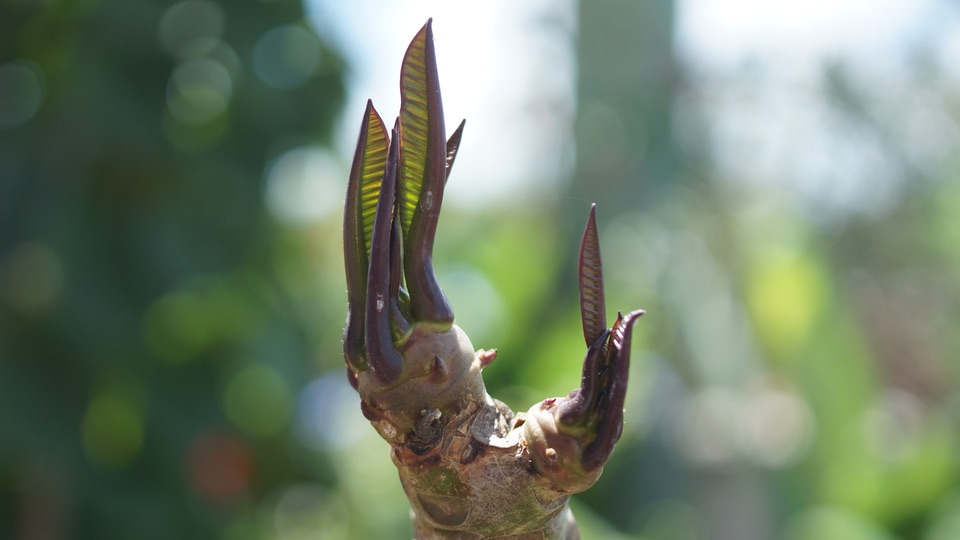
[2,1,959,539]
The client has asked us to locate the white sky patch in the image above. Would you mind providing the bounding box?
[675,0,959,220]
[303,0,959,220]
[265,146,344,225]
[306,0,578,208]
[677,0,940,77]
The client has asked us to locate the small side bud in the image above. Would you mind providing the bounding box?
[477,349,498,369]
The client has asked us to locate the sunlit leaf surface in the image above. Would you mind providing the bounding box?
[358,104,389,258]
[398,22,434,237]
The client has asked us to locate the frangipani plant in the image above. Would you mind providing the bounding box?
[342,19,644,539]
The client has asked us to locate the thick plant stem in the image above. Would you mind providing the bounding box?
[342,20,643,539]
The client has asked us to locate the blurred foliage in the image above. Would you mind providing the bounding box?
[0,0,349,538]
[559,2,960,540]
[2,0,960,539]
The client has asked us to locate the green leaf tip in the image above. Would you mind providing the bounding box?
[398,19,453,325]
